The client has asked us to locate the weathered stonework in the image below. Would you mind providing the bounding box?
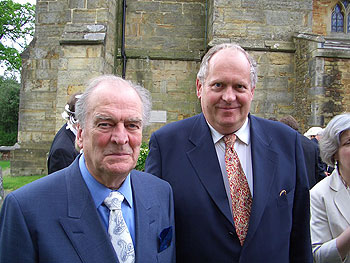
[11,0,350,176]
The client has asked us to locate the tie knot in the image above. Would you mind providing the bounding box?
[104,191,124,211]
[223,133,236,148]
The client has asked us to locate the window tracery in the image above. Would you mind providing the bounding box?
[331,0,350,33]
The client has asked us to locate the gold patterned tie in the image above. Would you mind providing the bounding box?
[224,134,252,246]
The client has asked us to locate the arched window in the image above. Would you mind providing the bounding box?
[331,1,350,33]
[332,4,344,32]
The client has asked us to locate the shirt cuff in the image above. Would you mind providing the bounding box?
[313,239,343,263]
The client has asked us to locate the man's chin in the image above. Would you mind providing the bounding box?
[102,168,130,177]
[217,119,244,134]
[104,161,137,175]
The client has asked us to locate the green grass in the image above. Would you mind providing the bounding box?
[3,175,45,191]
[1,160,45,190]
[0,160,10,170]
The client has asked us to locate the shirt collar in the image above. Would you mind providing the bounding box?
[79,154,133,208]
[207,117,250,145]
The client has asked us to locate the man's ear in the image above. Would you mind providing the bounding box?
[196,79,202,99]
[76,123,84,149]
[251,85,255,98]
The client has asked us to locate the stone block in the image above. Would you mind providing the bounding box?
[127,1,161,12]
[67,57,103,71]
[222,8,265,24]
[38,11,67,24]
[159,3,182,13]
[96,8,109,22]
[182,3,205,16]
[48,1,68,12]
[62,45,88,58]
[72,9,97,24]
[87,0,109,9]
[87,46,103,58]
[69,0,85,9]
[35,69,58,80]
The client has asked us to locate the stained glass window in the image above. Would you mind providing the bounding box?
[342,0,349,8]
[332,4,344,32]
[331,1,350,33]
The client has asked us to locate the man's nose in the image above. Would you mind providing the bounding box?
[111,123,128,145]
[222,87,236,103]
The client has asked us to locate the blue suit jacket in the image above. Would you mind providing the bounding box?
[0,157,175,263]
[145,113,312,263]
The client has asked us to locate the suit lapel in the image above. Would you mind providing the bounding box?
[331,172,350,225]
[244,115,278,246]
[59,159,118,263]
[186,114,233,225]
[131,171,156,262]
[334,190,350,225]
[186,114,279,242]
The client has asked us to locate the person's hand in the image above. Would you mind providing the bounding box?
[336,227,350,260]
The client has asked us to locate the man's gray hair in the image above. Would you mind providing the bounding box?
[75,75,152,129]
[197,43,258,88]
[319,113,350,166]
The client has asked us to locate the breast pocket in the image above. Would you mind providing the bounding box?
[277,188,294,207]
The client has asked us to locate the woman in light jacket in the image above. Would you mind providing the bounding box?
[310,113,350,263]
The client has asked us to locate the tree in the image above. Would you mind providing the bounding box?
[0,0,35,76]
[0,76,20,145]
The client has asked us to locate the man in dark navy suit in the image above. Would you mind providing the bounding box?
[47,92,81,174]
[279,115,325,188]
[145,43,312,263]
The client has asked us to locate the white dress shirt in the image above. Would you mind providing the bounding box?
[208,118,253,216]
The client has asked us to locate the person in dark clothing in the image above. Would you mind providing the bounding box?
[305,127,330,177]
[279,116,325,188]
[47,92,81,174]
[145,43,312,263]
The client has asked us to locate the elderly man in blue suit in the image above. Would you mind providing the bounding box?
[145,43,312,262]
[0,75,175,263]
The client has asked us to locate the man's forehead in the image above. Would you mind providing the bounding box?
[93,79,131,94]
[94,113,142,121]
[88,82,140,106]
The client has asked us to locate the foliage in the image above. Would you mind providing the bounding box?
[3,175,45,191]
[135,142,149,171]
[0,160,10,171]
[0,76,20,145]
[0,0,35,75]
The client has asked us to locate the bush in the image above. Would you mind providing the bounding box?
[0,76,19,146]
[135,142,149,171]
[0,129,17,146]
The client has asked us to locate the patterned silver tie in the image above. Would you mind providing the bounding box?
[104,191,135,263]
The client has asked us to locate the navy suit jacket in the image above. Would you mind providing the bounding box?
[299,134,325,188]
[47,124,79,174]
[145,113,312,263]
[0,157,175,263]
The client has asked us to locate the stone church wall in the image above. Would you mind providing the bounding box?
[11,0,350,176]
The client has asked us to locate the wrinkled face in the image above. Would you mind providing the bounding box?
[335,129,350,175]
[196,49,255,135]
[76,81,143,181]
